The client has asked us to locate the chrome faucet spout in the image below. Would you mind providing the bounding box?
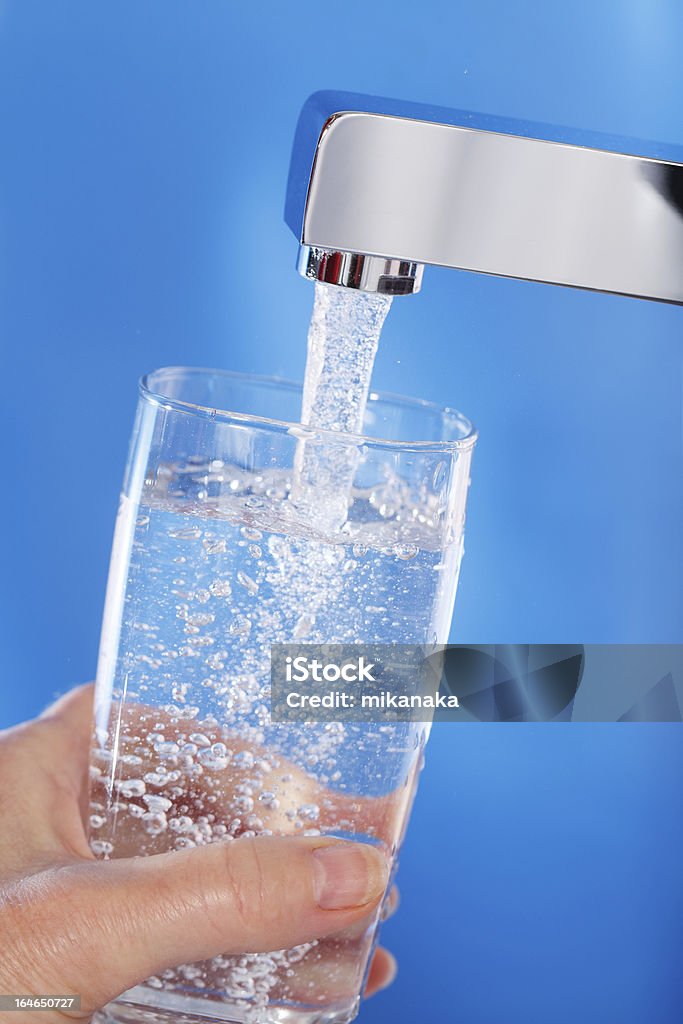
[285,91,683,302]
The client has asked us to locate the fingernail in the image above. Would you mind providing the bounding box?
[312,843,388,910]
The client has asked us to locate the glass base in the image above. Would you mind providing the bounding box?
[93,987,360,1024]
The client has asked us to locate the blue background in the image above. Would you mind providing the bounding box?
[0,2,681,1021]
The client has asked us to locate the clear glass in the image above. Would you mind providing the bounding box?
[90,368,476,1024]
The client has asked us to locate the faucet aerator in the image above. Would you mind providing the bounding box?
[298,246,424,295]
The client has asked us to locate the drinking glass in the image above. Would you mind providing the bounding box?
[90,367,476,1024]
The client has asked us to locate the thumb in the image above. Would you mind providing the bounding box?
[8,836,388,1014]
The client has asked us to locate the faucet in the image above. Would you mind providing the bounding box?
[285,91,683,301]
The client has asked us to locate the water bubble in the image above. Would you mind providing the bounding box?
[209,578,232,598]
[352,543,368,558]
[195,589,211,604]
[393,542,419,560]
[232,749,254,770]
[171,683,189,704]
[241,526,263,541]
[187,611,215,627]
[143,772,167,787]
[236,571,259,596]
[198,746,230,771]
[146,977,164,990]
[187,635,214,648]
[168,526,202,540]
[293,613,315,640]
[297,804,320,822]
[143,811,168,835]
[169,815,194,834]
[120,754,143,766]
[116,778,146,798]
[143,794,173,813]
[342,559,357,573]
[155,741,180,759]
[248,543,262,559]
[229,615,252,638]
[128,803,145,818]
[89,814,106,829]
[136,514,150,528]
[174,836,196,849]
[225,971,255,999]
[90,839,113,857]
[179,704,200,719]
[286,944,314,964]
[189,732,211,747]
[203,537,227,554]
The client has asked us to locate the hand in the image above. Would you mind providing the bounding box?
[0,685,398,1023]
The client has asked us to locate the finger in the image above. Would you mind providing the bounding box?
[6,835,389,1014]
[365,947,398,998]
[0,685,95,870]
[39,681,96,731]
[381,884,400,921]
[39,683,95,808]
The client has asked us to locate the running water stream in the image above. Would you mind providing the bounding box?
[291,283,393,531]
[299,283,392,434]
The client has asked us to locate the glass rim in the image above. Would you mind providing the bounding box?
[139,366,478,454]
